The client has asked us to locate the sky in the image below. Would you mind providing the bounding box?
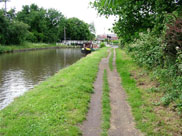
[0,0,116,35]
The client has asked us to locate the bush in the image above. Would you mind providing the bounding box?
[0,10,29,45]
[112,40,119,45]
[165,17,182,58]
[7,21,29,45]
[100,42,106,48]
[127,31,182,113]
[127,32,164,69]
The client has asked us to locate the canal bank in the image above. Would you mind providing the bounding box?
[0,48,108,136]
[0,43,79,54]
[0,48,84,110]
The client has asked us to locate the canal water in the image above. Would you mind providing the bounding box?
[0,48,83,110]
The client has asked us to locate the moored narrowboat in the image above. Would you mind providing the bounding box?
[81,42,93,54]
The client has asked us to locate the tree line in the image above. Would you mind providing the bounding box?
[0,4,95,45]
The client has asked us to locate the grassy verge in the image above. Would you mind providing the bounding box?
[101,70,111,136]
[109,48,114,71]
[0,48,108,136]
[116,48,173,135]
[0,42,78,53]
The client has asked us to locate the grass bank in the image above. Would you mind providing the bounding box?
[101,70,111,136]
[116,48,182,136]
[0,48,108,136]
[0,42,78,54]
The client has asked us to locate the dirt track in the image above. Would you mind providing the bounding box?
[108,49,142,136]
[81,48,142,136]
[80,50,110,136]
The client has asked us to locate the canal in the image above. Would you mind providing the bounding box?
[0,48,83,110]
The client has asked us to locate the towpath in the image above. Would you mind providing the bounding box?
[81,48,142,136]
[80,50,110,136]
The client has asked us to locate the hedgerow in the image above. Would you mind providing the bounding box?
[127,18,182,113]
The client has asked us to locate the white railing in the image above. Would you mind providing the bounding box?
[57,40,100,45]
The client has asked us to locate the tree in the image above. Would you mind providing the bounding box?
[65,17,92,40]
[17,4,47,42]
[0,9,9,44]
[17,4,67,43]
[1,4,94,45]
[92,0,182,43]
[89,22,96,40]
[89,22,96,34]
[8,21,29,44]
[44,9,66,43]
[6,9,16,20]
[0,9,29,45]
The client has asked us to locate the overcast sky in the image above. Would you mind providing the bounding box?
[0,0,116,35]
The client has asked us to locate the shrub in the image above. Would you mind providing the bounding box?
[127,32,164,69]
[8,21,29,45]
[127,31,182,113]
[100,42,106,48]
[165,18,182,58]
[112,40,119,45]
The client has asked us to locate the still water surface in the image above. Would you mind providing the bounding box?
[0,48,83,110]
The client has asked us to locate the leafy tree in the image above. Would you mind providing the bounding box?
[92,0,182,43]
[65,17,92,40]
[58,17,66,41]
[45,9,66,43]
[6,9,16,20]
[1,4,94,45]
[0,9,29,45]
[0,10,9,44]
[8,21,29,44]
[17,4,67,43]
[89,22,96,34]
[89,22,96,40]
[17,4,47,42]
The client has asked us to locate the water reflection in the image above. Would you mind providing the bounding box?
[0,48,83,110]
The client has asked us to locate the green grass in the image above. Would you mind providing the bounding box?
[115,48,169,136]
[0,42,77,53]
[101,70,111,136]
[109,48,114,71]
[0,48,108,136]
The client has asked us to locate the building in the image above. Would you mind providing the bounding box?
[96,34,118,41]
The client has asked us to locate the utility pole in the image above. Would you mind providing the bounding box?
[0,0,9,14]
[5,0,7,12]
